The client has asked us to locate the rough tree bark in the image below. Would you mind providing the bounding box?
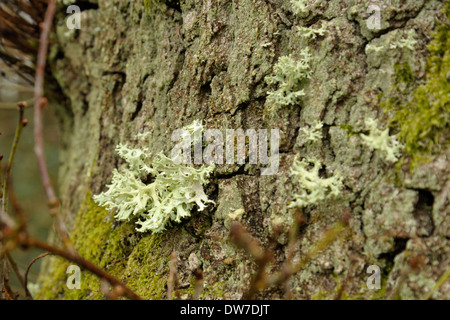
[35,0,449,299]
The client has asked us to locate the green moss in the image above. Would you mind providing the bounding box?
[382,2,450,168]
[36,191,171,299]
[122,232,169,299]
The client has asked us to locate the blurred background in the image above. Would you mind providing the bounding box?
[0,61,58,297]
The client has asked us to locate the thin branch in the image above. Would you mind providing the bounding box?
[231,219,349,299]
[6,252,26,297]
[1,102,26,214]
[32,0,73,248]
[167,251,180,300]
[7,178,27,229]
[266,221,348,288]
[33,0,58,210]
[24,252,51,300]
[0,220,142,300]
[0,102,25,300]
[24,236,142,300]
[192,269,204,300]
[422,266,450,300]
[0,208,15,230]
[230,223,272,300]
[2,260,16,300]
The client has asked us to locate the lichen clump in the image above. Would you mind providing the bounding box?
[288,157,343,208]
[265,49,312,110]
[297,23,327,39]
[390,30,417,50]
[94,128,215,233]
[290,0,309,15]
[360,118,403,163]
[301,120,323,143]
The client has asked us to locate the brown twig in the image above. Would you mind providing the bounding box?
[33,0,58,211]
[2,260,17,300]
[230,223,272,299]
[24,252,51,300]
[0,219,142,300]
[32,0,72,249]
[23,236,142,300]
[0,102,26,300]
[6,252,26,298]
[266,221,348,288]
[192,269,204,300]
[231,218,349,299]
[167,251,180,300]
[1,102,26,214]
[7,178,27,230]
[422,266,450,300]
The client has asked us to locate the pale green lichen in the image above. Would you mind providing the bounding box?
[366,43,385,53]
[94,123,215,233]
[360,118,403,163]
[179,119,205,147]
[116,143,154,174]
[288,157,343,208]
[301,120,323,143]
[181,119,203,140]
[297,23,328,39]
[290,0,309,15]
[390,30,418,51]
[136,131,152,141]
[265,49,312,111]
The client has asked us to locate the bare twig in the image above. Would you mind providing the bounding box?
[0,208,15,230]
[422,266,450,300]
[2,260,17,300]
[0,102,26,300]
[1,102,26,214]
[32,0,73,249]
[23,236,142,300]
[167,251,180,300]
[33,0,58,211]
[231,218,349,299]
[24,252,51,300]
[6,252,26,297]
[230,223,272,299]
[266,221,348,288]
[192,269,204,300]
[7,178,27,229]
[0,222,142,300]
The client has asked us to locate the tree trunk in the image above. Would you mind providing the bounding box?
[36,0,449,300]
